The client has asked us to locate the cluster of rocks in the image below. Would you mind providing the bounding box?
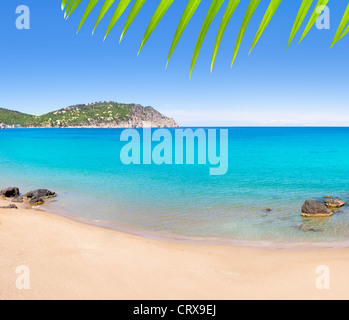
[0,187,56,208]
[301,197,346,218]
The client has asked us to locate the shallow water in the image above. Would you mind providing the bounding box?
[1,127,349,245]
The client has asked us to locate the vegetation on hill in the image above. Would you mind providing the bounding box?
[0,108,35,126]
[0,102,178,128]
[29,102,132,127]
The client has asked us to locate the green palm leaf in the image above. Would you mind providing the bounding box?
[299,0,329,44]
[77,0,99,33]
[331,3,349,47]
[190,0,224,78]
[167,0,202,68]
[93,0,116,35]
[62,0,69,10]
[287,0,313,48]
[211,0,240,73]
[61,0,349,74]
[232,0,261,67]
[104,0,132,40]
[339,24,349,41]
[139,0,175,54]
[250,0,282,54]
[120,0,147,43]
[66,0,83,19]
[190,0,224,77]
[64,0,75,18]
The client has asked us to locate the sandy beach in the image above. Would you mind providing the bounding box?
[1,197,349,300]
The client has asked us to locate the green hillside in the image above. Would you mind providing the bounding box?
[0,102,132,127]
[0,108,35,126]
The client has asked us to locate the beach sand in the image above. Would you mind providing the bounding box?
[1,198,349,300]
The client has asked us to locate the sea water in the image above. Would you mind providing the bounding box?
[1,127,349,246]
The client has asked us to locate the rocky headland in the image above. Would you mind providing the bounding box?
[0,102,179,129]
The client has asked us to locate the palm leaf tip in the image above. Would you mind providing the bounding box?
[76,0,99,34]
[331,3,349,48]
[231,0,261,68]
[120,0,147,43]
[166,0,202,69]
[103,0,131,41]
[66,0,84,20]
[299,0,329,44]
[61,0,69,10]
[190,0,225,78]
[92,0,116,35]
[211,0,240,73]
[63,0,75,20]
[287,0,313,49]
[249,0,282,55]
[138,0,174,55]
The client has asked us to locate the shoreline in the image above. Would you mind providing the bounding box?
[42,198,349,251]
[2,198,349,299]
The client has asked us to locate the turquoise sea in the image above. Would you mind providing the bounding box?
[1,127,349,247]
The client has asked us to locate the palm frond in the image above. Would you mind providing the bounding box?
[66,0,83,19]
[93,0,116,35]
[139,0,174,54]
[167,0,202,68]
[299,0,329,44]
[338,22,349,42]
[331,3,349,47]
[190,0,224,78]
[104,0,131,40]
[64,0,75,18]
[77,0,99,33]
[61,0,349,74]
[120,0,147,43]
[232,0,261,67]
[211,0,240,73]
[62,0,69,10]
[288,0,313,48]
[250,0,282,54]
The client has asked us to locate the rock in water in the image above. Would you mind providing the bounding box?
[29,197,44,206]
[0,187,19,198]
[301,200,333,217]
[25,189,56,199]
[324,198,346,208]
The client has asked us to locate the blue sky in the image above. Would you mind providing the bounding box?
[0,0,349,126]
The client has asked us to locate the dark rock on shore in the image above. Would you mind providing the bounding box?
[29,197,44,206]
[12,196,23,203]
[25,189,56,199]
[324,198,346,208]
[0,204,18,209]
[1,187,19,198]
[301,200,333,217]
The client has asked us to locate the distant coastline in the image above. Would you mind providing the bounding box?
[0,102,179,129]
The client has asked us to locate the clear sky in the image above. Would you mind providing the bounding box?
[1,0,349,126]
